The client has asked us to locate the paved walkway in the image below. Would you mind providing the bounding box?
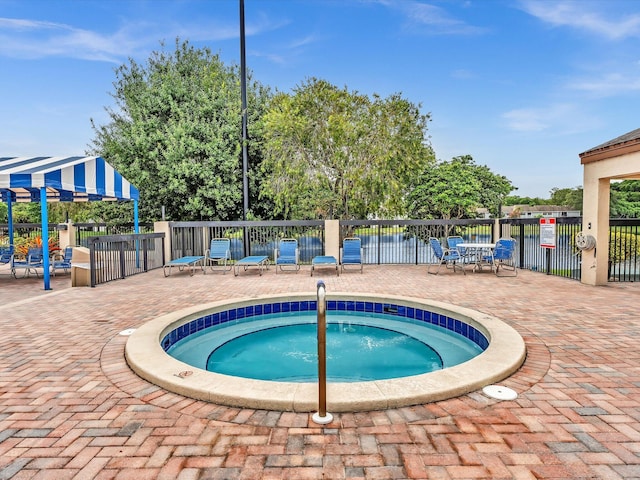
[1,265,639,479]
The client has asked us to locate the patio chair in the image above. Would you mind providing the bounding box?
[274,238,300,273]
[50,246,74,276]
[204,238,232,273]
[0,245,14,264]
[447,235,473,269]
[12,247,45,278]
[483,238,517,277]
[428,237,465,275]
[0,245,14,274]
[340,237,363,273]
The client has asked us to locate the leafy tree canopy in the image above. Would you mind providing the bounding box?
[503,195,547,206]
[406,155,515,220]
[611,180,640,217]
[505,186,583,213]
[549,187,582,211]
[89,38,272,222]
[260,78,435,219]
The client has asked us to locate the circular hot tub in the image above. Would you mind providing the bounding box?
[125,292,526,412]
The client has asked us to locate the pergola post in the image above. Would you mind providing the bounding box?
[580,175,609,285]
[40,187,51,290]
[7,193,14,247]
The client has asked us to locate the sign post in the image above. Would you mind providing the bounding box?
[540,218,556,274]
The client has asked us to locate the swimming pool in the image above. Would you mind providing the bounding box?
[126,293,525,412]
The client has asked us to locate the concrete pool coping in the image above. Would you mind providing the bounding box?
[125,292,526,412]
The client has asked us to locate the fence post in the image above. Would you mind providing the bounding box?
[519,224,525,268]
[377,224,382,265]
[154,221,172,262]
[89,240,96,288]
[143,237,149,272]
[324,220,340,259]
[59,221,75,249]
[119,241,126,279]
[493,218,500,242]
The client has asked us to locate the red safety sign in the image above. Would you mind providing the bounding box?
[540,217,556,249]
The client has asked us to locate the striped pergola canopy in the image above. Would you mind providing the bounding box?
[1,156,140,291]
[0,156,139,203]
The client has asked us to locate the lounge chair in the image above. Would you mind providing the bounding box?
[311,255,339,276]
[204,238,232,273]
[340,237,363,273]
[234,255,270,276]
[428,237,464,275]
[274,238,300,273]
[163,255,205,277]
[12,247,45,278]
[483,238,517,277]
[51,246,74,276]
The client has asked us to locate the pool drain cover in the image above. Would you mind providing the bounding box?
[483,385,517,400]
[119,329,136,336]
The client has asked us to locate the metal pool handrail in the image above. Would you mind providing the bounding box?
[312,280,333,425]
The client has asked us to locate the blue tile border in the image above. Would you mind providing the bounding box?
[161,300,489,352]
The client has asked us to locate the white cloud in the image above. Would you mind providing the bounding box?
[0,11,285,63]
[502,108,549,132]
[371,0,487,35]
[0,17,156,62]
[288,34,319,49]
[519,0,640,40]
[568,72,640,96]
[502,103,600,134]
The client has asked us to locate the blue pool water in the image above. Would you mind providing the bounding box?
[207,322,442,381]
[167,310,484,382]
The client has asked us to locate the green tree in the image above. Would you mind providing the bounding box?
[1,202,96,224]
[260,78,434,219]
[549,186,583,211]
[90,39,272,222]
[504,195,547,206]
[611,180,640,218]
[406,155,515,224]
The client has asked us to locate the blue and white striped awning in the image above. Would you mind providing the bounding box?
[0,156,139,203]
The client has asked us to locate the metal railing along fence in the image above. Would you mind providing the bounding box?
[609,219,640,282]
[1,223,65,239]
[0,223,67,253]
[502,217,583,280]
[339,219,495,265]
[86,233,164,287]
[75,222,153,247]
[5,216,640,284]
[169,221,325,263]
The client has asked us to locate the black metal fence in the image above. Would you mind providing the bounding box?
[0,222,66,241]
[167,218,640,282]
[86,233,164,287]
[4,217,640,284]
[169,221,325,263]
[609,219,640,282]
[75,223,154,247]
[503,217,583,280]
[339,219,495,265]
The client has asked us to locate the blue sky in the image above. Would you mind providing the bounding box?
[1,0,639,198]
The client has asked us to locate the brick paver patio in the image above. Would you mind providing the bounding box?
[1,264,639,479]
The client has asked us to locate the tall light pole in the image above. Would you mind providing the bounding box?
[240,0,250,256]
[240,0,249,222]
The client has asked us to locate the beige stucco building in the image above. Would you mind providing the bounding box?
[580,127,640,285]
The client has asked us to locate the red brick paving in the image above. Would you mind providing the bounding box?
[1,265,640,479]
